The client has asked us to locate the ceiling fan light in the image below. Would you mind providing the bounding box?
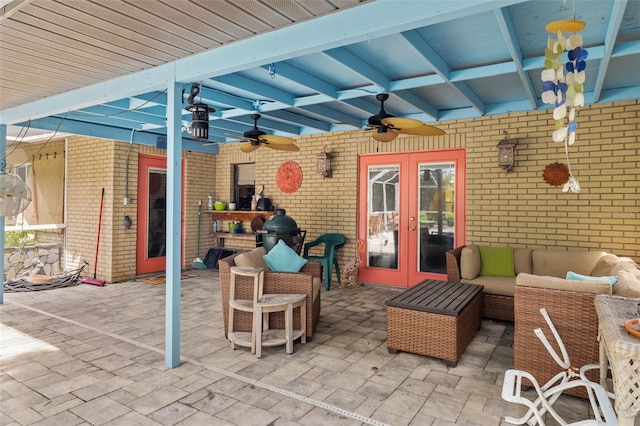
[372,128,398,142]
[368,111,393,127]
[240,142,261,153]
[243,128,266,139]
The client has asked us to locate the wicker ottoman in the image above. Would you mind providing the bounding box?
[385,279,483,367]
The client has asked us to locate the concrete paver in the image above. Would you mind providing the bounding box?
[0,269,615,425]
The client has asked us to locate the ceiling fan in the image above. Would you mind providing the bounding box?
[236,113,299,153]
[366,93,445,142]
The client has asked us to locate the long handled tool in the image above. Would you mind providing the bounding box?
[82,188,106,286]
[192,200,206,269]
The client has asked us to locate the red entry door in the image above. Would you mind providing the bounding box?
[357,149,466,288]
[136,154,184,275]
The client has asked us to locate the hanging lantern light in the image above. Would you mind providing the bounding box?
[185,83,215,141]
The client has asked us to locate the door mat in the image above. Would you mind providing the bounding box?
[139,273,197,285]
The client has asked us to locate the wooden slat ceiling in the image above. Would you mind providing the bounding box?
[0,0,366,110]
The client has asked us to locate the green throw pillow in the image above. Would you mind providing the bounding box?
[478,245,515,278]
[263,239,308,272]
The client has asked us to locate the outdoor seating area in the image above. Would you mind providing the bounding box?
[3,269,628,426]
[2,3,640,425]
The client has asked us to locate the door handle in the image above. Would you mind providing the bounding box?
[409,216,415,221]
[409,226,416,231]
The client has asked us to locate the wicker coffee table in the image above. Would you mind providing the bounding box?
[385,279,483,367]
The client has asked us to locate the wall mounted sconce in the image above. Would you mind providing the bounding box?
[316,148,332,178]
[497,131,516,173]
[185,83,215,141]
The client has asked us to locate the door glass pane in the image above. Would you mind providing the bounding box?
[367,165,399,269]
[418,163,455,274]
[148,168,167,258]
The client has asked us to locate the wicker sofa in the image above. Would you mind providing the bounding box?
[446,245,639,321]
[447,244,640,398]
[218,249,322,340]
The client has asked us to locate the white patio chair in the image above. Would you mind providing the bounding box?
[502,369,617,426]
[501,308,617,426]
[534,308,615,401]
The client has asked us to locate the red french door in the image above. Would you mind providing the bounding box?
[357,149,466,288]
[136,154,184,275]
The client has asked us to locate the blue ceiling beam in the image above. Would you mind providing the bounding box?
[193,86,254,111]
[214,74,295,106]
[450,62,516,82]
[523,45,605,71]
[61,112,148,130]
[297,104,363,126]
[209,112,300,138]
[72,105,167,127]
[342,97,380,116]
[127,96,164,110]
[390,75,445,91]
[265,62,338,98]
[225,115,300,135]
[593,0,628,102]
[133,105,167,117]
[392,91,440,121]
[265,110,331,132]
[21,117,219,154]
[494,7,537,109]
[598,85,640,103]
[336,87,380,100]
[208,119,255,134]
[323,48,390,90]
[131,91,169,105]
[401,29,486,115]
[612,39,640,57]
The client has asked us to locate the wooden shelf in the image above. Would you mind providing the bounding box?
[212,232,257,241]
[205,210,274,221]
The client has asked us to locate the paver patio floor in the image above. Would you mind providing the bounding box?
[1,269,609,425]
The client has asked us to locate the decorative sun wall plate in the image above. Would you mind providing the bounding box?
[542,162,570,187]
[276,161,303,194]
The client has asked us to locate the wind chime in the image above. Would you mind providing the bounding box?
[541,1,587,193]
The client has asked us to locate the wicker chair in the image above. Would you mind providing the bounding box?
[446,245,515,321]
[514,284,603,399]
[218,252,321,341]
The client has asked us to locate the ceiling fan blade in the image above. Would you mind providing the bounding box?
[266,142,300,151]
[260,134,295,145]
[398,124,446,136]
[240,142,261,153]
[381,116,423,130]
[372,129,399,142]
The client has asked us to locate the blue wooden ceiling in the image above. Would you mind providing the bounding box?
[1,0,639,152]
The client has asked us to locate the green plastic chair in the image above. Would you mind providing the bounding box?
[303,233,345,291]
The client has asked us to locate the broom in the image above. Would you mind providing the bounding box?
[82,188,107,286]
[192,200,207,269]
